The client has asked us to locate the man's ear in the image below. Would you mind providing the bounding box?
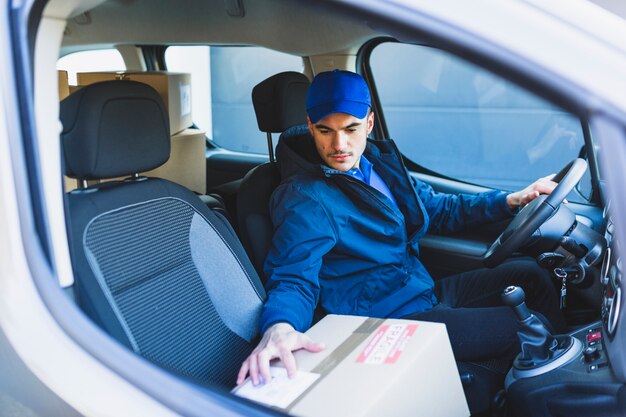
[366,111,375,135]
[307,116,314,135]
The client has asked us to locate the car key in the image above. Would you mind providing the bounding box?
[554,268,567,310]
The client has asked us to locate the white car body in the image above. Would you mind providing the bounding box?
[1,0,625,415]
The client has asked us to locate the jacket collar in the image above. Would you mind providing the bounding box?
[276,124,396,181]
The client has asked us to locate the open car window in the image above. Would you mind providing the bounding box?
[369,42,589,203]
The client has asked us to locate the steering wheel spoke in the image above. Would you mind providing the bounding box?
[482,158,588,268]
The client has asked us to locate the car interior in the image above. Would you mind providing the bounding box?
[16,0,626,416]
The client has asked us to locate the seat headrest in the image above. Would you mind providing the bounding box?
[252,71,310,133]
[60,80,170,180]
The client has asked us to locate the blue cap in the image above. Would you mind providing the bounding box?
[306,70,371,123]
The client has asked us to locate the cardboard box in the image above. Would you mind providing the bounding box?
[63,176,78,192]
[235,315,469,417]
[143,128,206,194]
[58,70,70,100]
[77,71,192,135]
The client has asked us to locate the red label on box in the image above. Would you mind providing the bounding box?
[356,323,418,364]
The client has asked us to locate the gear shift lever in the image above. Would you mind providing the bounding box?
[502,287,582,388]
[502,286,531,321]
[502,286,559,368]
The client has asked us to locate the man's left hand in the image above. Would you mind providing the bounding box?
[506,174,558,210]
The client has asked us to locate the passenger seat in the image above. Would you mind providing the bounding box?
[61,80,265,387]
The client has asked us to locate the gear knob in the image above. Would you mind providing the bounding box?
[502,286,532,321]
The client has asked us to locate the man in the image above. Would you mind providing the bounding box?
[237,70,565,394]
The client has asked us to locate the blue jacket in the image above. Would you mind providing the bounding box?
[259,126,514,334]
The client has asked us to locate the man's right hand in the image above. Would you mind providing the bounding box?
[236,322,325,386]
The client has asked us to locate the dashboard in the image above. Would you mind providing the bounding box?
[507,205,626,417]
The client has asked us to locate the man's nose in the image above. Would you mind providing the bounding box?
[331,132,348,151]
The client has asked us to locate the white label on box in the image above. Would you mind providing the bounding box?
[180,84,191,117]
[356,323,418,364]
[233,366,320,409]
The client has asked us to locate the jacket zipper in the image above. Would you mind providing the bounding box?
[385,140,422,218]
[343,174,412,275]
[325,170,398,215]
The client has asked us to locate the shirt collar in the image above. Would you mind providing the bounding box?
[346,155,373,184]
[358,155,373,184]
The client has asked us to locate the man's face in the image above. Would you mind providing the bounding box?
[307,111,374,172]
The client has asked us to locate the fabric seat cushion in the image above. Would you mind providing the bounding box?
[68,178,265,386]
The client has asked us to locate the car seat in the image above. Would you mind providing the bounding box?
[61,80,265,387]
[237,71,310,277]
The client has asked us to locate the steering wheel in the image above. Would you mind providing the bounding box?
[482,158,588,268]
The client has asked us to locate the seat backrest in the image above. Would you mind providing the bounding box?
[237,71,310,277]
[61,80,265,387]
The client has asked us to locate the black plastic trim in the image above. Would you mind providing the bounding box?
[140,45,167,71]
[582,122,602,205]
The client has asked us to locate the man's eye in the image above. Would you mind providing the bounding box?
[347,128,357,133]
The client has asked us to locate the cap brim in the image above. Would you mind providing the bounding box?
[308,101,369,123]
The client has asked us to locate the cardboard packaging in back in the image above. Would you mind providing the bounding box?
[63,128,206,195]
[77,71,192,135]
[234,315,469,417]
[58,70,70,100]
[143,128,206,194]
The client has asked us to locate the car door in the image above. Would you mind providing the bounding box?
[363,40,604,279]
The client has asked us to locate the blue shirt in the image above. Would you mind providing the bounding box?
[346,155,398,209]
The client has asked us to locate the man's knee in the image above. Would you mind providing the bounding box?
[524,261,553,288]
[498,258,556,301]
[505,258,551,282]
